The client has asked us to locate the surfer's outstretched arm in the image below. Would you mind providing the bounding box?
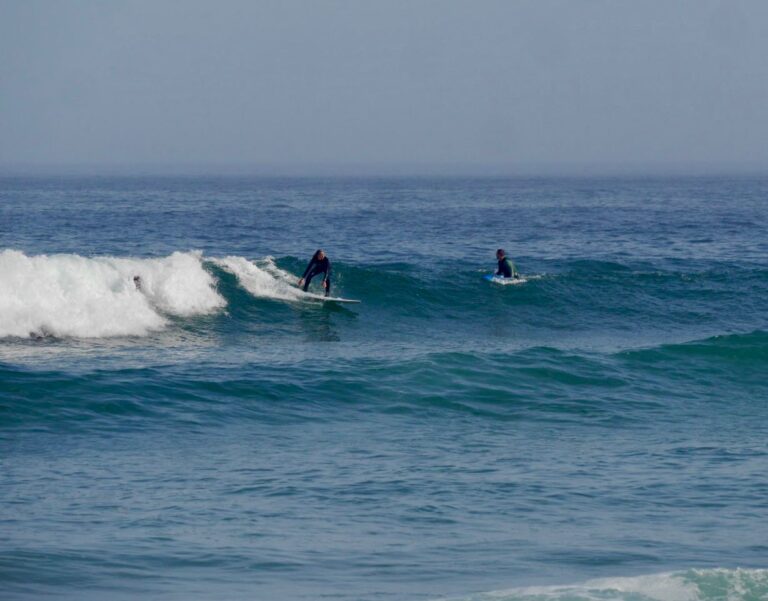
[299,255,318,286]
[322,260,331,295]
[301,258,316,280]
[323,260,331,284]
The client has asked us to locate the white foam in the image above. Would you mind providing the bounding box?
[489,276,529,286]
[580,572,698,601]
[440,569,768,601]
[213,255,308,302]
[439,571,703,601]
[485,274,545,286]
[0,250,224,338]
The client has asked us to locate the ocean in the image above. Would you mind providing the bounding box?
[1,176,767,601]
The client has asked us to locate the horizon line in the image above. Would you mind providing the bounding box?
[2,162,768,178]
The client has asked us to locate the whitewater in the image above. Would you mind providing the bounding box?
[2,176,767,601]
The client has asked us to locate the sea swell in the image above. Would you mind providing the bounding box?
[2,331,766,433]
[2,249,767,435]
[2,249,767,342]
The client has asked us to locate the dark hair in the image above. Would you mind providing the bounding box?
[313,249,324,260]
[496,248,505,256]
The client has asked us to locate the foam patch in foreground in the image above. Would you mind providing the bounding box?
[441,569,768,601]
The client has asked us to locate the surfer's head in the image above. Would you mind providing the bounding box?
[314,249,325,261]
[496,248,505,259]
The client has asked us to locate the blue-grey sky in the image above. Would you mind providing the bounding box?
[2,0,767,174]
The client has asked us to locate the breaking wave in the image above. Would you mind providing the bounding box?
[0,249,224,338]
[212,255,306,302]
[2,250,767,346]
[0,251,351,339]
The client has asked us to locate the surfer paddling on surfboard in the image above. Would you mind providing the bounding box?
[495,248,519,280]
[299,249,332,297]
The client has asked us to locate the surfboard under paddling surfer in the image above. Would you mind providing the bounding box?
[299,249,332,297]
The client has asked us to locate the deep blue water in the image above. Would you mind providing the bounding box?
[1,176,767,601]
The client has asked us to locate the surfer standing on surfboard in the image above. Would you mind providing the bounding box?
[299,249,332,297]
[495,249,519,279]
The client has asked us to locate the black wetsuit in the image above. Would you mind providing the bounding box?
[302,256,332,295]
[496,257,518,279]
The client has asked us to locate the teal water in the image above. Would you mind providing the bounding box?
[1,177,767,600]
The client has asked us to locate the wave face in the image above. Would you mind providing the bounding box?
[2,331,766,431]
[1,176,767,601]
[2,250,767,350]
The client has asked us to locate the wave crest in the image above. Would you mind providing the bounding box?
[212,255,305,302]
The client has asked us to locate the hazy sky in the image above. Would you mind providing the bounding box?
[2,0,767,174]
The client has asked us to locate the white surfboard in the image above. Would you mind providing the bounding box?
[303,291,361,303]
[484,274,527,285]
